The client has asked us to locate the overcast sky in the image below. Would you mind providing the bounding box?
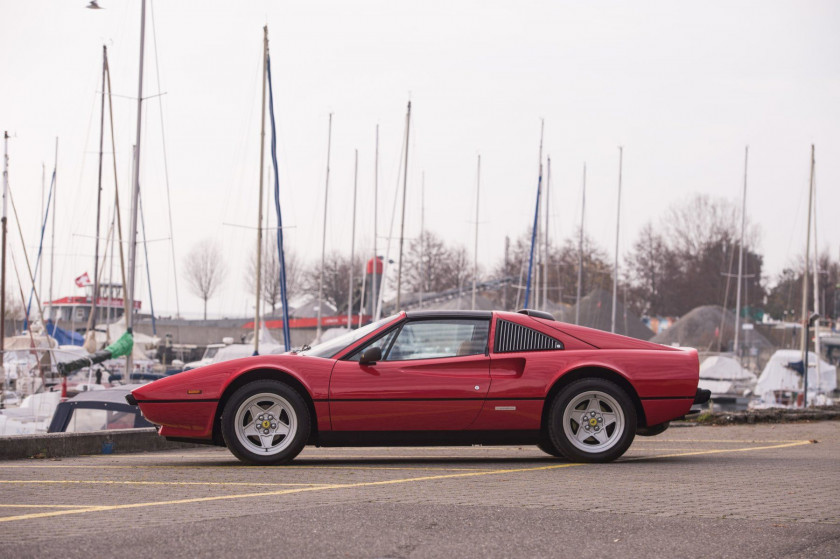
[2,0,839,319]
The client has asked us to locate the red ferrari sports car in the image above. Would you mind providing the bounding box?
[128,310,707,464]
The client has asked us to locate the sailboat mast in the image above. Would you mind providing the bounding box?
[472,155,480,310]
[108,207,115,334]
[254,26,269,355]
[801,145,815,404]
[39,163,44,302]
[49,138,57,324]
[372,125,379,320]
[523,120,544,309]
[139,194,156,335]
[543,156,550,310]
[419,171,425,309]
[535,188,540,310]
[104,58,130,323]
[734,146,748,355]
[1,132,8,360]
[317,113,333,340]
[811,153,820,375]
[575,163,586,325]
[91,45,107,332]
[347,149,358,329]
[395,101,412,311]
[265,49,291,350]
[126,0,148,374]
[611,147,623,333]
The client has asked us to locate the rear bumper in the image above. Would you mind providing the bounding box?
[693,388,711,405]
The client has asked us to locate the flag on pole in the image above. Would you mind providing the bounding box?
[75,272,92,287]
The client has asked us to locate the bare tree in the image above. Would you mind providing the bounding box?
[401,231,473,294]
[663,194,759,258]
[3,289,24,320]
[625,196,765,317]
[490,228,612,308]
[302,252,364,314]
[625,222,680,315]
[184,239,227,320]
[245,237,301,313]
[765,252,839,322]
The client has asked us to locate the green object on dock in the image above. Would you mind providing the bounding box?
[105,332,134,359]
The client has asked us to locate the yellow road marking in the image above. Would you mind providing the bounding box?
[0,441,812,522]
[0,480,329,488]
[0,464,490,472]
[0,462,583,523]
[631,439,806,444]
[0,440,815,524]
[0,504,95,509]
[625,440,813,460]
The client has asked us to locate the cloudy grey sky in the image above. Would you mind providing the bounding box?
[2,0,839,319]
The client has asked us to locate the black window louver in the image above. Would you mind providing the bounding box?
[494,320,563,353]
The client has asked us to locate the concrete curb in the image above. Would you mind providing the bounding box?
[0,428,203,461]
[694,405,840,425]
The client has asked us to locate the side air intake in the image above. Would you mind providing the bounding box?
[495,320,563,353]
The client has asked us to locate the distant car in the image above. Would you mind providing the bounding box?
[129,310,706,465]
[183,343,227,371]
[49,385,154,433]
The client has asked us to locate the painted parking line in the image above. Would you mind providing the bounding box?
[0,480,330,488]
[0,462,584,524]
[0,439,814,525]
[0,464,493,472]
[631,439,807,444]
[624,440,813,461]
[0,504,95,509]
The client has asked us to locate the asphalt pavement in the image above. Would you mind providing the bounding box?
[1,421,838,558]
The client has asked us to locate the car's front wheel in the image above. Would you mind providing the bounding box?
[547,378,636,463]
[221,380,310,465]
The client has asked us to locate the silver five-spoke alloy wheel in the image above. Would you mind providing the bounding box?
[562,390,624,454]
[234,392,297,456]
[548,378,636,462]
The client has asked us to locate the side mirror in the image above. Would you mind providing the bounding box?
[359,346,382,365]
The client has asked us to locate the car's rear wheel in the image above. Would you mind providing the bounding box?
[221,380,310,465]
[548,378,636,463]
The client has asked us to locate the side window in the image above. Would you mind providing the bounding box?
[346,327,400,362]
[385,319,489,361]
[494,320,563,353]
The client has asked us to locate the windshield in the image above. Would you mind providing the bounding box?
[301,314,401,359]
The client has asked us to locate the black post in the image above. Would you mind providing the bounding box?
[803,320,809,408]
[804,312,820,407]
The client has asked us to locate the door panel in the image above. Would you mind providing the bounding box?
[329,355,491,430]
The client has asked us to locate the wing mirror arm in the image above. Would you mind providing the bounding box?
[359,347,382,366]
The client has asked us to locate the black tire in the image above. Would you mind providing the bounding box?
[221,380,310,465]
[547,378,636,463]
[636,421,670,437]
[537,439,565,458]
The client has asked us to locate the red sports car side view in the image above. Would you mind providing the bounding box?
[128,310,707,464]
